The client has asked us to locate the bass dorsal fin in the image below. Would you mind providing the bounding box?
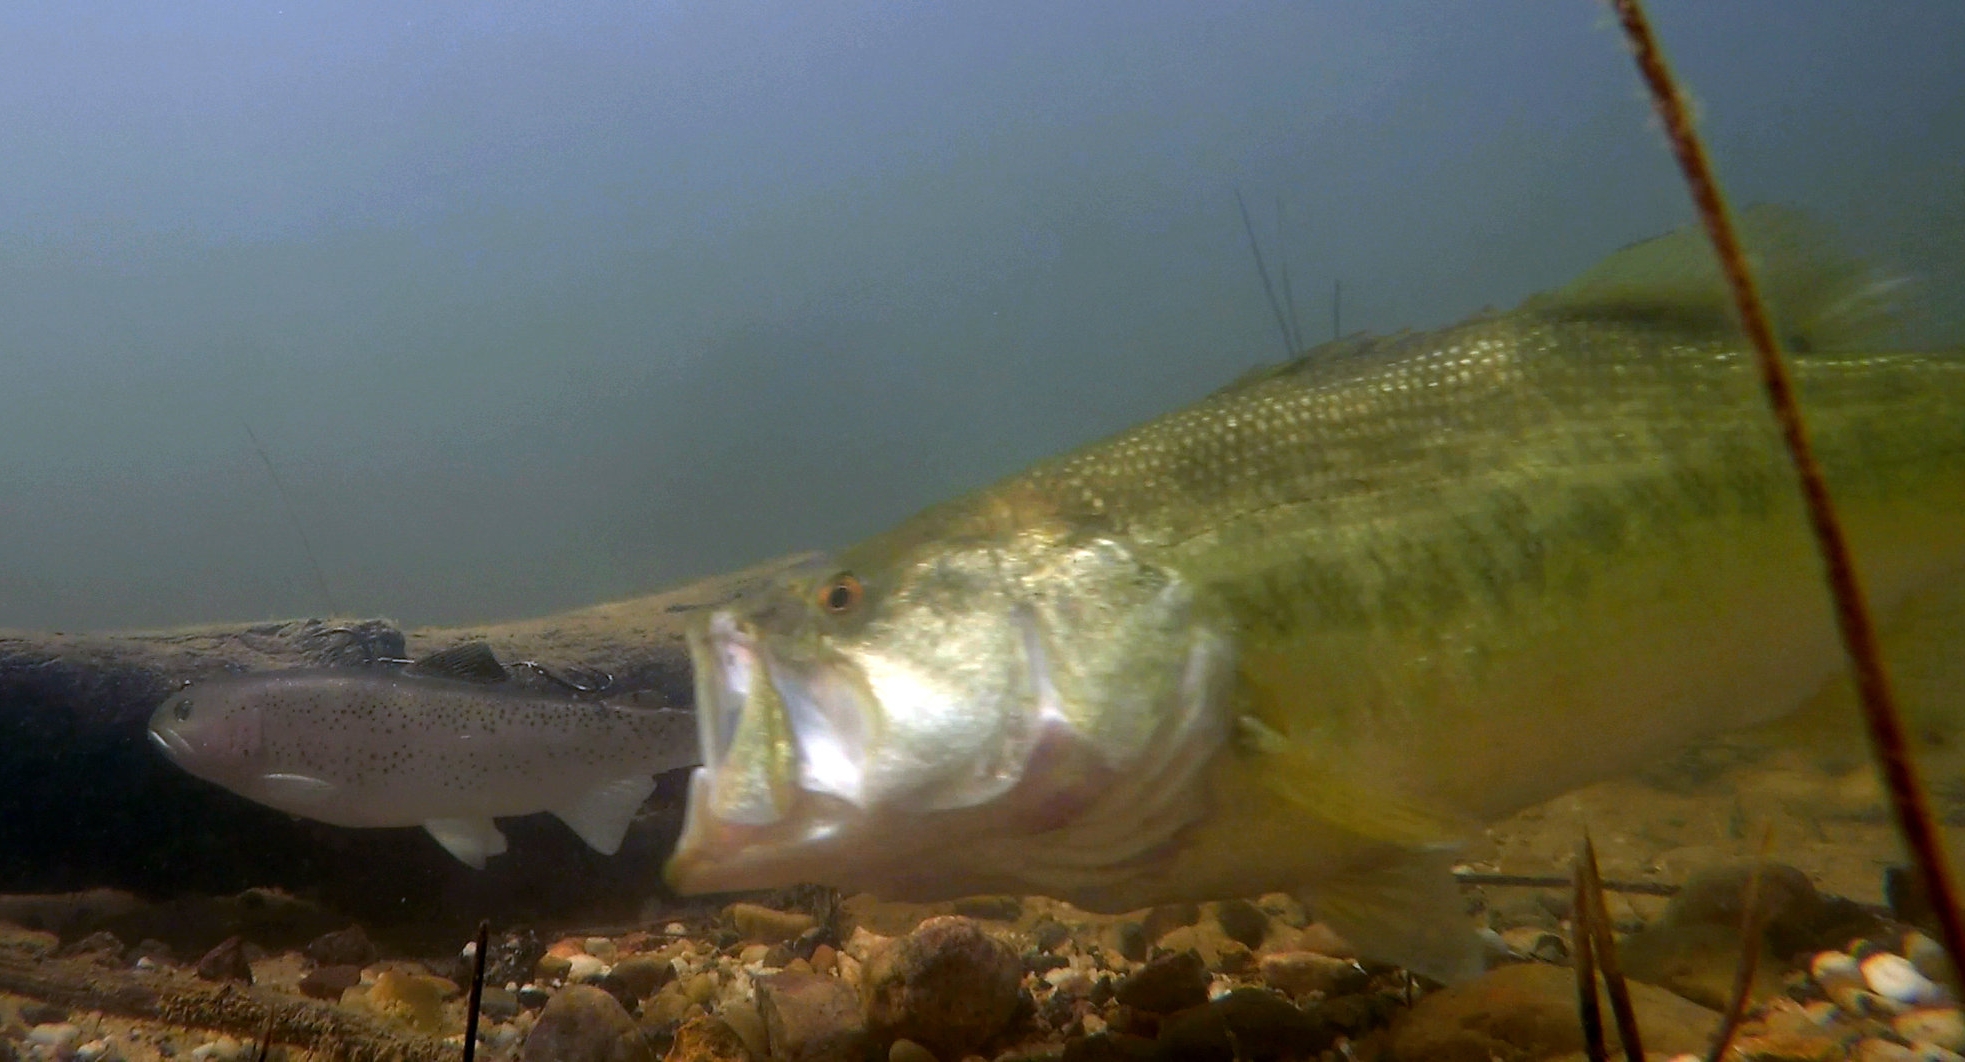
[405,641,509,684]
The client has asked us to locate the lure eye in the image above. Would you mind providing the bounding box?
[173,698,194,722]
[820,573,864,614]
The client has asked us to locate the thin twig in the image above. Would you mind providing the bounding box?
[1705,827,1776,1062]
[1455,870,1680,898]
[1609,0,1965,986]
[1582,835,1644,1062]
[1234,189,1296,358]
[243,423,341,618]
[462,920,490,1062]
[1573,853,1608,1062]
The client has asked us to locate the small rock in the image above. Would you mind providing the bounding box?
[303,926,378,968]
[665,1016,754,1062]
[1111,922,1149,964]
[1620,922,1783,1010]
[1258,951,1367,998]
[299,964,363,1001]
[19,1002,69,1026]
[521,984,653,1062]
[1897,1008,1965,1053]
[719,1002,768,1058]
[73,1038,115,1062]
[950,896,1022,922]
[519,984,554,1009]
[1140,904,1200,943]
[642,983,700,1030]
[1866,952,1950,1007]
[861,916,1022,1059]
[1910,933,1959,986]
[685,972,720,1007]
[59,930,125,962]
[1664,861,1827,955]
[888,1039,938,1062]
[727,903,818,945]
[1030,918,1071,953]
[757,970,867,1062]
[1114,950,1209,1014]
[481,987,521,1020]
[585,938,620,964]
[1292,923,1353,958]
[567,954,608,983]
[27,1026,82,1050]
[809,944,838,974]
[1155,988,1333,1061]
[537,954,574,982]
[1386,962,1721,1062]
[1212,900,1269,951]
[194,936,253,984]
[484,929,548,989]
[605,956,674,1000]
[1498,927,1568,964]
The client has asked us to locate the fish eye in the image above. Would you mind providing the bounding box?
[819,573,864,614]
[172,698,193,722]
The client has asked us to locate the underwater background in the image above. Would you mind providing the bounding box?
[1,1,1959,633]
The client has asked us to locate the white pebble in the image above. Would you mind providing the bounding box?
[664,922,687,935]
[1867,952,1951,1006]
[28,1026,81,1049]
[1898,1008,1965,1053]
[1815,950,1863,985]
[565,953,607,982]
[74,1038,115,1062]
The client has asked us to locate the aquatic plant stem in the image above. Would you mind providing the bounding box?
[463,920,490,1062]
[1580,835,1643,1062]
[1610,0,1965,983]
[1572,854,1608,1062]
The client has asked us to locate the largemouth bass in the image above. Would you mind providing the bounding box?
[149,643,697,867]
[665,209,1965,981]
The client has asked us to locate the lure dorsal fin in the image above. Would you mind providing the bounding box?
[405,642,509,684]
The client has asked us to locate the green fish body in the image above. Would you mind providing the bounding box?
[667,210,1965,981]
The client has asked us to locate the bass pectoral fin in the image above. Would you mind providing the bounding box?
[1306,845,1484,986]
[423,818,509,869]
[552,775,658,855]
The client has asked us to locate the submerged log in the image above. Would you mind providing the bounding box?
[0,556,802,952]
[0,943,455,1062]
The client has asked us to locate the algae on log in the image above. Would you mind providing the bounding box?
[0,944,457,1062]
[0,555,803,948]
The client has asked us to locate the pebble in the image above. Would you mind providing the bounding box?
[888,1039,938,1062]
[756,970,866,1062]
[27,1027,81,1052]
[193,936,253,984]
[1211,900,1269,950]
[584,937,620,964]
[519,984,554,1009]
[1897,1008,1965,1053]
[520,984,652,1062]
[72,1041,113,1062]
[861,916,1023,1059]
[665,1016,753,1062]
[726,903,817,945]
[299,963,362,1001]
[567,954,608,983]
[1866,952,1950,1007]
[303,925,378,967]
[188,1037,245,1062]
[1910,933,1959,985]
[480,986,521,1020]
[718,1002,767,1058]
[1257,950,1367,997]
[1114,950,1210,1014]
[1156,987,1334,1060]
[537,954,574,982]
[605,955,674,1000]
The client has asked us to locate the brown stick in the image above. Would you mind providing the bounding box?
[1572,855,1608,1062]
[1581,836,1644,1062]
[1608,0,1965,986]
[0,948,455,1062]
